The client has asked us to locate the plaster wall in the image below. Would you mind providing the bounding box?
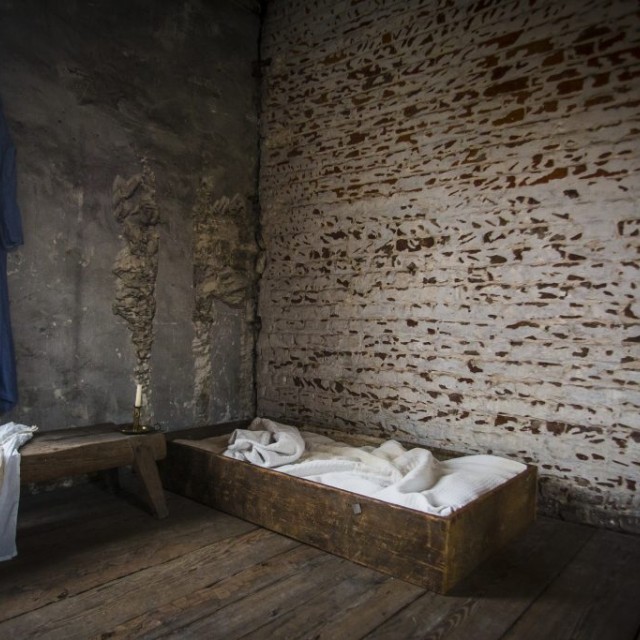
[1,0,260,430]
[258,0,640,531]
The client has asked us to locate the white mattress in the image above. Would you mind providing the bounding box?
[224,418,526,517]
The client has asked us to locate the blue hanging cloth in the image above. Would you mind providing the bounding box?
[0,99,24,415]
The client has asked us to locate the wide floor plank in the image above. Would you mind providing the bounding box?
[241,564,395,639]
[429,518,596,640]
[0,527,297,639]
[173,554,367,639]
[0,485,256,620]
[105,545,325,639]
[502,528,640,640]
[364,517,595,640]
[277,577,424,640]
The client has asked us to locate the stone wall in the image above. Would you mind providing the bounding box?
[258,0,640,531]
[1,0,260,430]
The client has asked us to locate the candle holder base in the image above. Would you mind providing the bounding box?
[121,425,160,435]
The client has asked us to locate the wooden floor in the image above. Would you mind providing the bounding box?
[1,481,639,640]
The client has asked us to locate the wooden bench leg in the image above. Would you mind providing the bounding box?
[100,467,121,494]
[132,444,169,519]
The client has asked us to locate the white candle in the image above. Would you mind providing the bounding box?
[135,384,142,407]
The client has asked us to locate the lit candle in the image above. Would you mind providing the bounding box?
[135,384,142,408]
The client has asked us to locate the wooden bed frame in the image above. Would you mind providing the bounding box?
[160,422,537,594]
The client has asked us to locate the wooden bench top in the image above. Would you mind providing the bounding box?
[20,423,166,484]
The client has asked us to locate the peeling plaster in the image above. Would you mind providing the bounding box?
[192,181,258,423]
[112,160,159,423]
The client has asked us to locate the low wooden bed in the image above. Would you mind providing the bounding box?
[160,422,537,594]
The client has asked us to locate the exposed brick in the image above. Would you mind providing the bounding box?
[258,0,640,533]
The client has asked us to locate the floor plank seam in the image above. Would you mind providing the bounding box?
[361,587,430,639]
[193,540,308,591]
[424,597,479,640]
[230,558,361,640]
[174,576,305,638]
[320,577,426,640]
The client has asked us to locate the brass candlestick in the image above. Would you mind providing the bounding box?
[121,404,157,434]
[132,405,142,430]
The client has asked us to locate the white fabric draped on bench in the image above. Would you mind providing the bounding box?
[0,422,37,561]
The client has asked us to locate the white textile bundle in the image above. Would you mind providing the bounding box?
[224,417,305,468]
[238,423,526,517]
[1,422,37,561]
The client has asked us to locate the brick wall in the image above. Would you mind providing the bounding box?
[258,0,640,531]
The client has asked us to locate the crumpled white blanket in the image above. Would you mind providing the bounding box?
[224,417,305,468]
[1,422,37,561]
[276,430,526,516]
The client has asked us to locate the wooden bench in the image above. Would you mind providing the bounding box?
[20,424,169,519]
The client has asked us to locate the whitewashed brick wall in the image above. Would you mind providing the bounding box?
[258,0,640,531]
